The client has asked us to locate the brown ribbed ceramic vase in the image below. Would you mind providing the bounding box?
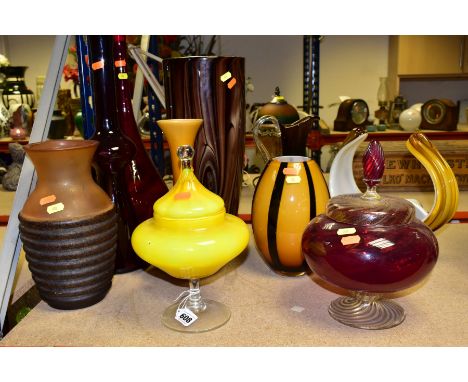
[18,140,117,310]
[163,56,245,215]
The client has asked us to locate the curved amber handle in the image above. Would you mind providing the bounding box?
[406,132,459,231]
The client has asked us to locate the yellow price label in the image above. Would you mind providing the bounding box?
[285,175,301,184]
[47,202,65,215]
[220,71,232,82]
[337,227,357,236]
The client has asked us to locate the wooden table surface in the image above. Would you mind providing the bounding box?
[1,222,467,347]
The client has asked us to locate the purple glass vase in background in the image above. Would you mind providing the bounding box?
[163,56,245,215]
[88,35,145,274]
[113,35,168,222]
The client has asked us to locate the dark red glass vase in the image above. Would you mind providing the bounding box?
[88,35,144,273]
[113,35,168,222]
[301,140,438,330]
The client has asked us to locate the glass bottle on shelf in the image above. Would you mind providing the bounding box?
[374,77,389,124]
[88,35,144,274]
[112,35,168,222]
[377,77,389,106]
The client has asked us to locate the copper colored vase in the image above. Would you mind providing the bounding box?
[18,140,117,310]
[163,56,245,215]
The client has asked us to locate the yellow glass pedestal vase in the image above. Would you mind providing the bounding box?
[132,145,249,332]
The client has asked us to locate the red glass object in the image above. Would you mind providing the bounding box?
[362,139,385,188]
[9,127,27,140]
[113,35,168,222]
[302,140,438,329]
[88,35,143,274]
[302,208,438,293]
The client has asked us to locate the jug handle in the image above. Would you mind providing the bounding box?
[252,115,282,163]
[328,129,434,223]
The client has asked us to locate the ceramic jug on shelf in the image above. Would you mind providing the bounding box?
[256,87,300,126]
[328,128,459,231]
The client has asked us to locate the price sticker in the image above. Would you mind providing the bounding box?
[337,227,356,236]
[175,191,191,200]
[114,59,126,67]
[47,202,65,215]
[341,235,361,246]
[220,71,232,82]
[227,77,237,89]
[175,308,198,327]
[286,175,301,184]
[91,60,104,70]
[39,194,56,206]
[283,167,299,176]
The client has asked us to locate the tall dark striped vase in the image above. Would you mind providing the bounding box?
[162,56,245,215]
[252,156,330,276]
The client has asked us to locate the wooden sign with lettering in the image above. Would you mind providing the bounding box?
[352,141,468,191]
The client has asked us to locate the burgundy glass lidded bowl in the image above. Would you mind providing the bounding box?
[302,140,438,330]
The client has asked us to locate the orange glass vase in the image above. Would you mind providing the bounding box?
[252,155,329,276]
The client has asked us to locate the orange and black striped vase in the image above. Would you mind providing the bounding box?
[252,156,329,276]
